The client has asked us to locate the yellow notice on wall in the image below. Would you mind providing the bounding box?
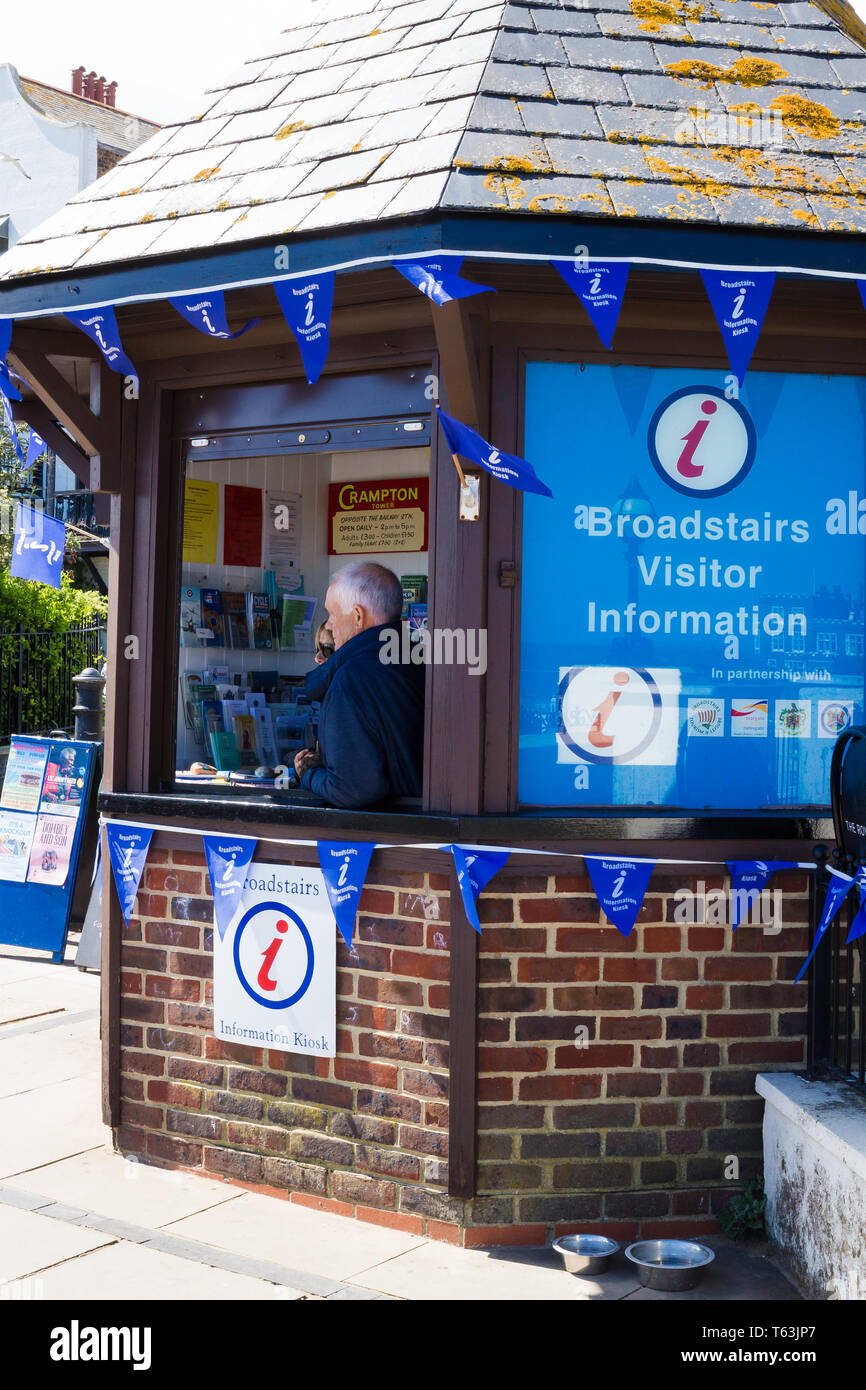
[182,480,219,563]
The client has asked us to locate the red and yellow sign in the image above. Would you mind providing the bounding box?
[328,477,429,555]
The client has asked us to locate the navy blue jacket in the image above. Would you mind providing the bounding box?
[300,624,425,809]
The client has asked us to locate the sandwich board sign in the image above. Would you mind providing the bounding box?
[0,735,97,961]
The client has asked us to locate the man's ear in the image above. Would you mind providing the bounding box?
[353,605,364,627]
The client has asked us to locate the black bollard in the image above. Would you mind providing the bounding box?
[73,665,106,743]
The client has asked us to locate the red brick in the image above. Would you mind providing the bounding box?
[332,1172,396,1209]
[479,958,512,983]
[390,949,449,981]
[600,1016,662,1040]
[728,1041,804,1063]
[356,1206,424,1235]
[519,1075,603,1100]
[358,1032,423,1064]
[147,1132,203,1166]
[685,1101,724,1126]
[685,985,725,1010]
[334,1058,399,1088]
[227,1123,286,1152]
[134,892,167,917]
[337,942,391,972]
[553,985,635,1010]
[683,1043,719,1066]
[359,888,395,914]
[168,1057,224,1086]
[662,958,699,980]
[357,1147,421,1181]
[121,971,142,996]
[665,1129,702,1154]
[479,1018,510,1042]
[122,945,167,971]
[123,1051,165,1078]
[428,873,450,891]
[517,957,598,983]
[641,1102,679,1125]
[145,975,200,1002]
[398,892,448,921]
[667,1073,704,1096]
[425,923,450,949]
[479,1076,513,1101]
[425,1102,449,1128]
[705,956,772,981]
[480,986,546,1013]
[730,983,806,1009]
[428,986,450,1010]
[121,998,165,1024]
[402,1069,448,1099]
[291,1192,354,1218]
[121,1075,144,1101]
[706,1014,771,1039]
[554,874,592,892]
[147,848,170,865]
[642,1218,720,1239]
[556,928,635,954]
[115,1125,147,1155]
[203,1146,263,1182]
[687,927,727,951]
[520,897,599,923]
[603,958,656,983]
[167,1002,212,1028]
[144,921,200,950]
[555,1043,634,1069]
[168,952,212,979]
[607,1073,661,1097]
[640,1045,679,1068]
[643,928,682,952]
[358,977,423,1005]
[480,927,547,953]
[479,1045,547,1074]
[205,1037,262,1066]
[358,917,423,948]
[358,1089,423,1122]
[426,1219,462,1245]
[148,1080,202,1109]
[170,897,213,924]
[464,1224,546,1248]
[145,867,201,894]
[475,899,513,925]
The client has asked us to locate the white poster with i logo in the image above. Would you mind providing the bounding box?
[212,863,336,1058]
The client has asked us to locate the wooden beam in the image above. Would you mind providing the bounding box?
[432,300,484,431]
[448,859,478,1201]
[11,325,101,359]
[7,344,110,458]
[89,359,122,493]
[10,398,90,489]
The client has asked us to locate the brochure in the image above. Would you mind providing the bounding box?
[38,742,89,818]
[26,814,76,887]
[0,809,38,883]
[0,738,50,814]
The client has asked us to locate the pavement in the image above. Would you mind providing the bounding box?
[0,939,802,1302]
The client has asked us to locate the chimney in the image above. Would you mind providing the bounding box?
[84,70,97,99]
[93,75,106,103]
[71,66,85,97]
[105,80,117,108]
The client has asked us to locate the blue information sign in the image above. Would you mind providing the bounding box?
[518,362,866,810]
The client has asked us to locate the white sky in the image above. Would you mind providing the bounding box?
[2,0,866,126]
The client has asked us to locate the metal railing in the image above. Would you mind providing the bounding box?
[0,620,106,741]
[807,852,865,1088]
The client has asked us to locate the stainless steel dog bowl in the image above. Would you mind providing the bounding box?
[552,1234,620,1275]
[624,1239,715,1291]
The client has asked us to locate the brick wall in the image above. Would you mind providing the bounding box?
[469,868,808,1245]
[115,846,809,1246]
[118,847,459,1240]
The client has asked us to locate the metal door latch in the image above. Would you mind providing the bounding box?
[499,560,517,588]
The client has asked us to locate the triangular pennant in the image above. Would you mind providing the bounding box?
[450,845,509,933]
[394,256,496,306]
[585,856,655,938]
[106,823,153,925]
[794,866,853,983]
[273,274,335,386]
[846,866,866,944]
[169,290,259,341]
[1,391,26,469]
[436,406,553,498]
[25,428,46,473]
[552,259,629,349]
[10,503,65,587]
[203,834,257,941]
[726,859,798,929]
[0,320,21,402]
[317,841,376,949]
[66,305,138,380]
[700,270,775,385]
[858,281,866,313]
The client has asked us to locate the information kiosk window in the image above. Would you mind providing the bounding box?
[171,379,431,795]
[518,360,866,811]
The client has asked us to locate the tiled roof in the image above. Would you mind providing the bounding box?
[19,78,159,150]
[1,0,865,282]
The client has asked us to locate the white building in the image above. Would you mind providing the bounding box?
[0,62,158,251]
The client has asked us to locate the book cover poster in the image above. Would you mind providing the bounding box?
[1,739,50,813]
[27,815,75,887]
[182,480,219,564]
[39,743,90,818]
[0,809,38,882]
[224,486,263,567]
[180,586,204,647]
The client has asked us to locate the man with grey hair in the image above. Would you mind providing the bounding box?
[294,561,425,809]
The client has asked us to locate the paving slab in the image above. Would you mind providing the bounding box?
[165,1191,427,1280]
[0,1018,98,1098]
[0,972,95,1024]
[0,1075,104,1178]
[9,1148,242,1228]
[0,1239,310,1301]
[349,1240,619,1300]
[620,1237,800,1301]
[0,1205,113,1283]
